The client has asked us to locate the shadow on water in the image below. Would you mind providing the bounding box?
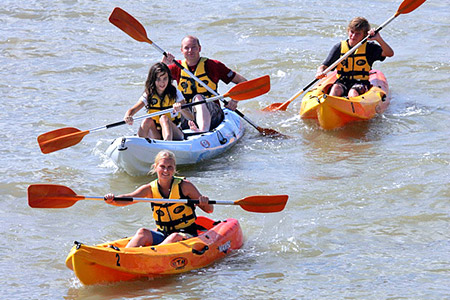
[65,275,181,300]
[64,249,248,300]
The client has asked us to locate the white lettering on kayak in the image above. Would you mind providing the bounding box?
[218,240,231,253]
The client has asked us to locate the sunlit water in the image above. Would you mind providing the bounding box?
[1,0,449,299]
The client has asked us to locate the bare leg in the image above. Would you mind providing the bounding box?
[193,95,211,131]
[125,228,153,248]
[159,116,185,140]
[189,120,200,132]
[348,84,367,98]
[329,83,344,97]
[159,115,173,141]
[171,124,184,140]
[159,232,192,245]
[348,88,360,98]
[139,118,162,140]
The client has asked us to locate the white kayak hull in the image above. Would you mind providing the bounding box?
[105,109,245,176]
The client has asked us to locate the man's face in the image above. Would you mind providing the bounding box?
[348,29,365,46]
[181,38,201,63]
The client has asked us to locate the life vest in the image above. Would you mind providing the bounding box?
[146,93,181,126]
[178,57,217,103]
[337,40,370,81]
[150,177,196,234]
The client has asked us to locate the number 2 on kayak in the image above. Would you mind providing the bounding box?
[116,253,121,267]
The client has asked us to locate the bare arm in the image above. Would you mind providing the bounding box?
[124,99,145,125]
[231,73,247,84]
[181,180,214,213]
[104,184,152,207]
[223,73,247,110]
[369,29,394,57]
[162,52,175,65]
[316,64,328,79]
[173,91,195,121]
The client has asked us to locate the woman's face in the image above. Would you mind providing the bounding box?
[155,71,169,95]
[155,157,176,181]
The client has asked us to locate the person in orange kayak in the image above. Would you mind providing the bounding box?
[104,150,213,247]
[162,35,247,132]
[315,17,394,97]
[123,62,194,140]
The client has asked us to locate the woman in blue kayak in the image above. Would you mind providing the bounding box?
[123,62,194,140]
[104,150,213,247]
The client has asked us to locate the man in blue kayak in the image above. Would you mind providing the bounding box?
[162,35,247,132]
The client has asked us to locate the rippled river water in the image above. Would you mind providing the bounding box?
[1,0,449,299]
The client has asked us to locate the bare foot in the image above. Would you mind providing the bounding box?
[188,120,201,132]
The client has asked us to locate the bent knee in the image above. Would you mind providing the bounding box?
[167,232,191,243]
[159,115,170,123]
[348,90,360,98]
[141,118,156,127]
[330,84,344,96]
[193,95,204,102]
[135,227,150,237]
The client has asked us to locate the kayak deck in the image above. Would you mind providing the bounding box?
[65,217,243,285]
[106,109,245,176]
[300,70,390,130]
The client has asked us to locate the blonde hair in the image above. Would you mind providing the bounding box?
[348,17,370,36]
[149,150,177,175]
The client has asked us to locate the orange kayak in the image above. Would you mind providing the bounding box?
[300,70,390,130]
[65,216,243,285]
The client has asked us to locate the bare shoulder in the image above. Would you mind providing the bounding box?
[179,179,200,196]
[131,183,153,197]
[180,178,195,189]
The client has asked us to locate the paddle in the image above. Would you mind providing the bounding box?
[262,0,427,112]
[38,75,270,154]
[109,7,286,138]
[27,184,289,213]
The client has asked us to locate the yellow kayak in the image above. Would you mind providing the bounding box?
[300,70,390,130]
[65,216,243,285]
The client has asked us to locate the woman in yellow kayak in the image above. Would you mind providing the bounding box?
[315,17,394,97]
[104,150,213,247]
[123,62,194,140]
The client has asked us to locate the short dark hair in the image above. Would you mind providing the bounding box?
[348,17,370,35]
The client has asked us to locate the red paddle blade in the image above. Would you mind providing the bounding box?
[237,195,288,213]
[261,101,289,112]
[38,129,89,154]
[28,184,83,208]
[38,127,81,144]
[109,7,151,44]
[225,75,270,100]
[256,127,290,138]
[397,0,427,15]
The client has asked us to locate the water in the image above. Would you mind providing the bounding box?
[1,0,449,299]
